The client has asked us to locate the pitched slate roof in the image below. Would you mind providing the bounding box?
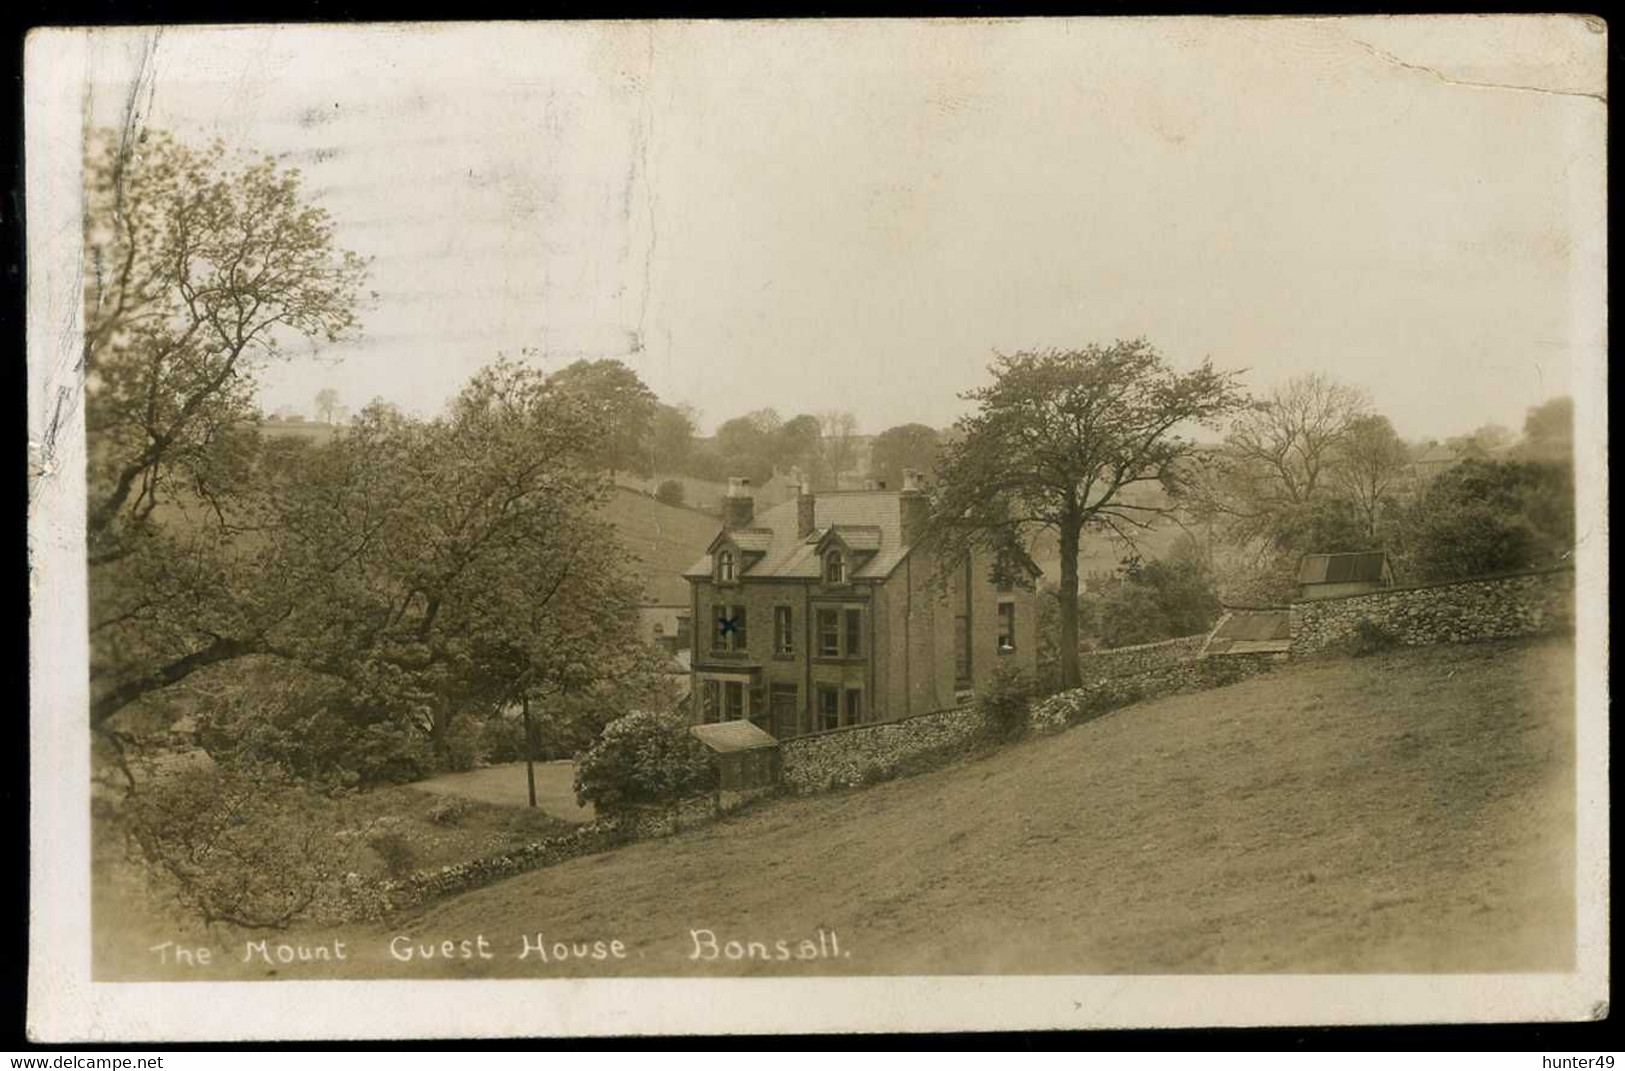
[823,524,883,552]
[1201,608,1292,656]
[1297,551,1389,585]
[691,720,779,752]
[683,491,912,581]
[709,528,774,554]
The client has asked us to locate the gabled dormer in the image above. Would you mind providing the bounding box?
[707,528,772,585]
[812,524,881,586]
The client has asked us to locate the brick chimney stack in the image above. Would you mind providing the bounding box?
[899,468,929,546]
[796,478,816,539]
[724,476,755,530]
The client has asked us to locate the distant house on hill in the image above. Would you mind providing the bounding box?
[1296,551,1395,601]
[1408,442,1461,486]
[683,471,1041,740]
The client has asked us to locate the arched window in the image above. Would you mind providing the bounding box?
[717,550,735,582]
[825,549,846,584]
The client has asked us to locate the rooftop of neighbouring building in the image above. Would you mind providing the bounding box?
[691,719,780,753]
[1297,551,1391,585]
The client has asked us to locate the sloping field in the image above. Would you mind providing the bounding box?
[600,488,718,606]
[103,637,1575,979]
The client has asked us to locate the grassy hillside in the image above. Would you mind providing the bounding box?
[98,636,1575,979]
[600,488,719,606]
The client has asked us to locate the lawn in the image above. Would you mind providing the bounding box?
[95,636,1576,979]
[414,761,595,823]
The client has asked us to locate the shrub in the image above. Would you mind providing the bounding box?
[478,713,529,764]
[1192,657,1260,688]
[573,711,717,814]
[117,761,369,929]
[1348,618,1400,658]
[366,826,419,878]
[347,720,436,786]
[441,716,484,773]
[425,795,474,827]
[655,479,686,507]
[978,664,1036,743]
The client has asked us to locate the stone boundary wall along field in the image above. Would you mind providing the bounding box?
[1029,654,1274,734]
[1076,633,1208,679]
[778,705,984,794]
[1289,566,1576,656]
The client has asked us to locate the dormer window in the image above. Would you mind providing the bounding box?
[717,550,735,582]
[824,549,846,585]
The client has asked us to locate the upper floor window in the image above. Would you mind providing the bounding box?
[716,550,735,582]
[824,550,846,585]
[815,606,864,659]
[774,606,794,655]
[817,608,841,657]
[714,603,747,653]
[997,601,1017,653]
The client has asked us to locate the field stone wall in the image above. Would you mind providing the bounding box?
[373,789,777,913]
[1289,567,1576,656]
[1076,634,1208,678]
[1029,654,1275,735]
[778,705,984,794]
[379,820,630,911]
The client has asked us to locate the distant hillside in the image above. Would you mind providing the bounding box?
[600,488,720,606]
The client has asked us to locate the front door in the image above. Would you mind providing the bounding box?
[770,688,799,740]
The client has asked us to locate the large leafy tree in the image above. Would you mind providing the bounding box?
[1333,414,1410,538]
[925,340,1248,689]
[817,410,860,487]
[1191,373,1368,547]
[82,128,371,564]
[1395,458,1574,581]
[1098,539,1223,649]
[1514,396,1574,464]
[775,414,824,486]
[714,408,781,486]
[546,358,660,478]
[649,402,698,473]
[83,127,371,734]
[90,357,654,774]
[869,422,941,493]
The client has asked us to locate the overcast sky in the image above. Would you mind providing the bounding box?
[84,17,1605,440]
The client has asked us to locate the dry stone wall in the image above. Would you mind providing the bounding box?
[1289,567,1575,656]
[778,705,984,793]
[1029,654,1274,734]
[1076,634,1208,678]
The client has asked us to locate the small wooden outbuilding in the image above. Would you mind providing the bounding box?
[690,720,781,792]
[1296,551,1395,601]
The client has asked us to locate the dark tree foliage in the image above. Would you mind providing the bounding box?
[713,409,781,486]
[1395,458,1574,581]
[546,358,660,477]
[869,423,941,493]
[1098,541,1223,649]
[924,340,1248,689]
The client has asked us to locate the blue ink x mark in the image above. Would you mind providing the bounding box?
[718,615,740,637]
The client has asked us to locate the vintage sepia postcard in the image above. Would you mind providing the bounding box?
[26,15,1608,1041]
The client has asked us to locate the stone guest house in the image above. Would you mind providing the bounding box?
[684,472,1040,738]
